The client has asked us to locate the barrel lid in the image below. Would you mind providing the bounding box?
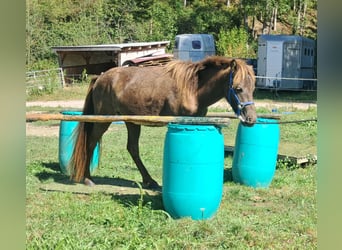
[60,110,83,115]
[256,117,279,123]
[168,123,217,131]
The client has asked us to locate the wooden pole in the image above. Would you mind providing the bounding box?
[206,112,281,120]
[26,113,231,126]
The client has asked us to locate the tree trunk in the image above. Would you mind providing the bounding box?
[300,1,307,35]
[297,2,302,34]
[241,0,248,31]
[273,7,277,31]
[150,18,153,36]
[252,15,257,39]
[244,12,248,30]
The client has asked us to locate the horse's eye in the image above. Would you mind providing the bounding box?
[235,87,243,93]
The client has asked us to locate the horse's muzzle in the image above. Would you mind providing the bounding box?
[238,111,256,126]
[238,116,254,126]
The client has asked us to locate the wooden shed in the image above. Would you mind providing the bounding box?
[52,41,170,82]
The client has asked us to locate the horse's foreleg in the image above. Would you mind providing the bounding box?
[125,122,160,189]
[84,122,111,186]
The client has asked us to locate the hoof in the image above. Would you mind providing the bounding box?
[142,179,161,191]
[84,178,96,187]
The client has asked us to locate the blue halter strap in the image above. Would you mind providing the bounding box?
[226,71,254,116]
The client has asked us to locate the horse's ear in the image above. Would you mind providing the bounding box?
[220,62,230,69]
[230,59,237,71]
[196,64,206,71]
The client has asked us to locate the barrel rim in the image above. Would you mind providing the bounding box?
[256,117,278,123]
[167,123,218,131]
[60,110,83,116]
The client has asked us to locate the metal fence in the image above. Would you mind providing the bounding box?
[26,68,65,96]
[255,75,318,91]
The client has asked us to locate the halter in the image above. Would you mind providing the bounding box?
[226,71,254,116]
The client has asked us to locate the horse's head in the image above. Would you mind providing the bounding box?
[167,56,257,123]
[225,59,257,126]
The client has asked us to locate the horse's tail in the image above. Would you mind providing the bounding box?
[69,76,98,182]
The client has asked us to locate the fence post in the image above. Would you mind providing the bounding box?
[59,68,65,87]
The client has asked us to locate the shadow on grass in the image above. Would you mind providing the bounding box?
[37,162,147,188]
[38,162,235,185]
[35,162,164,210]
[224,168,233,183]
[36,162,234,211]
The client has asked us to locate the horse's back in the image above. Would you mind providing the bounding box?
[92,66,177,115]
[98,66,168,87]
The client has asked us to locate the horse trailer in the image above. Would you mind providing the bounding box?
[173,34,216,62]
[257,35,316,90]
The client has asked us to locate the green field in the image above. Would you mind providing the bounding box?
[26,84,317,249]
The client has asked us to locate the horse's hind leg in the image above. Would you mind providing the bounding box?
[84,122,111,186]
[125,122,160,189]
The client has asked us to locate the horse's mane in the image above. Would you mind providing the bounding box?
[164,56,255,113]
[165,60,201,113]
[196,56,255,88]
[231,58,256,89]
[165,56,255,89]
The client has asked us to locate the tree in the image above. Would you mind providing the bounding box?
[217,27,256,58]
[26,0,109,69]
[289,0,317,39]
[26,0,317,70]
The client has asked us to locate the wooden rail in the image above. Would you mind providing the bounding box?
[26,113,231,126]
[206,112,281,120]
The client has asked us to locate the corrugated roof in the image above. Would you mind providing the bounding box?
[52,41,170,52]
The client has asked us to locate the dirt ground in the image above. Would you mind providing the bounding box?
[26,99,316,137]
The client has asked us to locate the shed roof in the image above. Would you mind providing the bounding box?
[52,41,170,52]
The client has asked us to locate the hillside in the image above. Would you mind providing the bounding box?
[26,0,317,70]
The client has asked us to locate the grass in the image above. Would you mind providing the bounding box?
[253,88,317,103]
[26,84,317,249]
[26,82,89,102]
[26,126,317,249]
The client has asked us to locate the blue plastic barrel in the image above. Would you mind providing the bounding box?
[58,111,100,174]
[232,118,280,188]
[162,124,224,220]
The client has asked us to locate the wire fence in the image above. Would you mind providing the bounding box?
[255,75,317,92]
[25,67,318,97]
[26,68,65,96]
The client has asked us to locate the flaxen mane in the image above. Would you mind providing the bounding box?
[231,59,256,90]
[165,60,201,114]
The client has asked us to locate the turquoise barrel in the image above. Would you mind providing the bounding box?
[58,111,100,174]
[232,118,280,188]
[162,124,224,220]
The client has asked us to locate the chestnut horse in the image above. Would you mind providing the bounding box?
[69,56,256,189]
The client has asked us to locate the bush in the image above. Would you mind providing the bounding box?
[216,27,256,58]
